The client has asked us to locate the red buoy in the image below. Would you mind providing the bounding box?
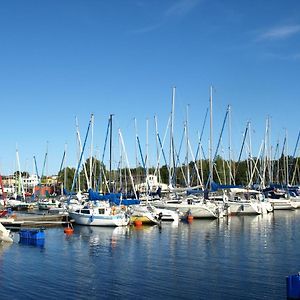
[134,220,143,227]
[64,223,74,234]
[187,215,193,222]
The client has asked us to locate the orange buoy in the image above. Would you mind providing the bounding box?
[64,222,74,234]
[64,227,74,234]
[134,220,143,227]
[187,215,193,222]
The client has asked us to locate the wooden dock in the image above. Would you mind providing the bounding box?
[1,213,72,230]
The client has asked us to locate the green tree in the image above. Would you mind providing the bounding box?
[57,167,76,191]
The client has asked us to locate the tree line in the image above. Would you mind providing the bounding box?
[57,155,300,192]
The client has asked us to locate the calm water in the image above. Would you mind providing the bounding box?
[1,210,300,299]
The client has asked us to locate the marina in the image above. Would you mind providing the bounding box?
[1,210,300,299]
[1,1,300,299]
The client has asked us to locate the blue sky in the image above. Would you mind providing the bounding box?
[0,0,299,176]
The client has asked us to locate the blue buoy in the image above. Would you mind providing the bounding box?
[286,273,300,299]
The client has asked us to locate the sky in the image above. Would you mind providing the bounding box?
[0,0,299,176]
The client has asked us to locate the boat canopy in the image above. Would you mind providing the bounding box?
[88,189,140,206]
[211,181,243,192]
[63,188,77,196]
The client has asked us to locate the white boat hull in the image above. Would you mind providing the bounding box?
[268,199,297,210]
[69,211,129,227]
[226,201,262,215]
[154,201,222,218]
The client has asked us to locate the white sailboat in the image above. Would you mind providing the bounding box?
[154,86,226,219]
[69,201,129,227]
[0,222,13,243]
[155,195,224,218]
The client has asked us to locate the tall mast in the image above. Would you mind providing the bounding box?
[16,146,25,200]
[248,122,254,186]
[169,86,176,188]
[285,129,289,187]
[89,113,94,189]
[69,115,92,201]
[154,115,161,183]
[262,117,268,187]
[146,118,149,179]
[64,143,67,192]
[209,85,213,189]
[186,105,190,187]
[41,141,48,186]
[228,105,232,185]
[267,116,272,184]
[109,114,113,192]
[134,118,139,184]
[119,129,137,199]
[75,117,90,190]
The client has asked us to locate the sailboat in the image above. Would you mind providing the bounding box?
[264,131,298,210]
[153,87,225,219]
[67,115,130,227]
[129,117,180,223]
[0,222,13,243]
[69,201,130,227]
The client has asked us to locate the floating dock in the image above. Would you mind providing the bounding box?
[1,213,72,229]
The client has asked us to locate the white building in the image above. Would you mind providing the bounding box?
[22,174,39,189]
[135,175,168,193]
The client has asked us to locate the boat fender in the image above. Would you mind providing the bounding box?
[90,215,94,222]
[112,206,116,215]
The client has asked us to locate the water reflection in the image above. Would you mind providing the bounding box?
[73,225,131,254]
[2,211,300,299]
[0,242,12,256]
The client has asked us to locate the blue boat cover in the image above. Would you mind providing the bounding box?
[88,189,140,205]
[210,182,243,192]
[63,188,77,196]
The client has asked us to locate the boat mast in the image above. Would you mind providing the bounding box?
[119,129,138,199]
[248,122,254,187]
[118,130,123,193]
[64,144,67,192]
[109,114,113,192]
[134,118,139,186]
[154,115,161,183]
[291,130,300,185]
[69,115,92,202]
[280,133,287,185]
[58,144,67,195]
[146,118,149,193]
[40,141,48,187]
[274,140,280,183]
[185,105,190,187]
[75,117,90,191]
[228,105,232,185]
[169,86,176,189]
[267,116,272,184]
[89,113,94,190]
[209,85,213,190]
[16,146,25,200]
[285,129,289,187]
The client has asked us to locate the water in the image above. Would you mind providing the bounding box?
[1,210,300,299]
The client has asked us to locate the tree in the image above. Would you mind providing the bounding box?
[57,167,76,192]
